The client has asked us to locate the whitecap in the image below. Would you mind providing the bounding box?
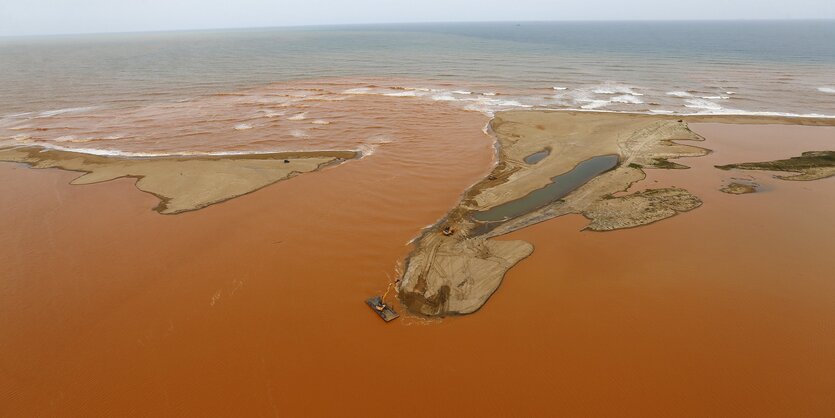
[552,86,568,91]
[431,94,456,101]
[383,91,418,97]
[356,135,395,157]
[818,87,835,94]
[287,112,307,121]
[4,143,357,158]
[342,87,373,95]
[452,90,472,95]
[37,106,96,118]
[684,98,723,111]
[666,91,692,98]
[611,95,644,104]
[234,123,253,130]
[311,120,330,125]
[591,84,643,96]
[580,100,611,110]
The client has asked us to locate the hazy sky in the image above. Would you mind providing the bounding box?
[2,0,834,36]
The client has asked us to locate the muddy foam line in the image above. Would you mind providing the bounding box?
[0,141,376,159]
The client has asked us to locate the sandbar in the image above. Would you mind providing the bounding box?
[0,146,357,214]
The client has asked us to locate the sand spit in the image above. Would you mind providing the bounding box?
[399,111,714,316]
[716,150,835,181]
[0,146,356,214]
[398,111,835,316]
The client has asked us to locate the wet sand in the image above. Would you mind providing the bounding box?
[2,117,835,416]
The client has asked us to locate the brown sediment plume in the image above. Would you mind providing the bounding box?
[2,113,835,416]
[716,150,835,181]
[398,111,711,316]
[0,146,356,214]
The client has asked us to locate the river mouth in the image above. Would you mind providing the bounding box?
[472,154,620,231]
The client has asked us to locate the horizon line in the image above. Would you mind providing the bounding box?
[2,18,834,39]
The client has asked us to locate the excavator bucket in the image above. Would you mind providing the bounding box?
[366,296,399,322]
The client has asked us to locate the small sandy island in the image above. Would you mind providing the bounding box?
[0,147,357,213]
[398,111,835,316]
[720,181,759,194]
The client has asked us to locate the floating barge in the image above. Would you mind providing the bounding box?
[366,296,399,322]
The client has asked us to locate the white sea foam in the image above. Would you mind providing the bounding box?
[611,94,644,104]
[383,91,418,97]
[287,112,307,121]
[9,143,275,157]
[36,106,96,118]
[592,84,643,96]
[431,94,456,101]
[356,134,395,157]
[233,123,253,130]
[818,87,835,94]
[289,129,308,138]
[666,91,692,98]
[342,87,373,95]
[452,90,472,95]
[580,101,611,110]
[682,109,835,118]
[311,119,330,125]
[699,95,730,100]
[483,92,497,96]
[684,98,724,111]
[552,86,568,91]
[461,97,532,115]
[7,112,34,118]
[2,142,368,159]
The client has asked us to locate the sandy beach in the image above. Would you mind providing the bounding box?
[2,101,834,415]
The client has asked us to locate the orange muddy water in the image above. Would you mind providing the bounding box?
[1,114,834,416]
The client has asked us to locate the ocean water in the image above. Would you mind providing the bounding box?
[1,21,833,155]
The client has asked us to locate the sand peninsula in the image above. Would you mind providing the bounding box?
[0,147,357,213]
[398,110,835,316]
